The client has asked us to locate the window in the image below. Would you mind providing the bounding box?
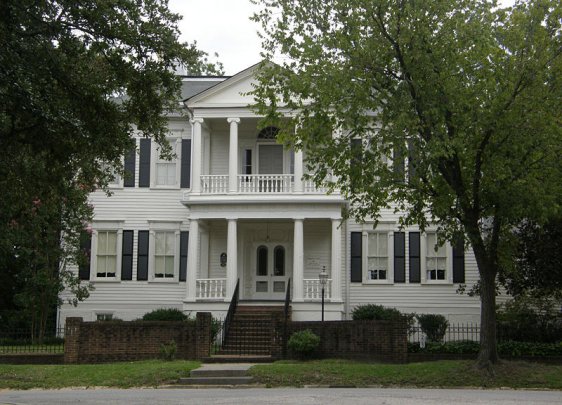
[367,233,388,280]
[154,231,175,278]
[257,245,268,276]
[96,231,117,278]
[426,233,447,280]
[243,149,252,175]
[101,162,121,187]
[155,139,179,186]
[274,246,285,276]
[96,313,114,321]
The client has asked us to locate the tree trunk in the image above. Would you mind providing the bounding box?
[465,220,500,368]
[477,266,499,368]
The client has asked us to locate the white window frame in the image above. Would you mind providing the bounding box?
[95,312,115,321]
[362,223,395,284]
[90,221,123,282]
[102,160,123,189]
[421,231,453,284]
[151,137,181,188]
[148,222,181,283]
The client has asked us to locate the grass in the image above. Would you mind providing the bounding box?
[0,360,200,390]
[249,359,562,389]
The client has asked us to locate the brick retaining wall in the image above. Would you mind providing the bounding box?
[64,312,211,364]
[275,319,408,363]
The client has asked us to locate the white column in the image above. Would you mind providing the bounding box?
[293,218,304,301]
[294,149,304,193]
[186,219,199,301]
[226,218,238,300]
[331,218,342,301]
[227,118,240,193]
[191,118,203,194]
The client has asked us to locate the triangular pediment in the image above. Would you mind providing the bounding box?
[186,62,269,109]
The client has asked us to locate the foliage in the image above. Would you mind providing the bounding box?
[351,304,414,329]
[500,217,562,301]
[141,308,189,322]
[409,340,562,357]
[416,314,449,342]
[287,330,321,359]
[159,340,177,361]
[496,296,562,343]
[0,0,222,339]
[211,317,222,342]
[251,0,562,366]
[0,360,201,389]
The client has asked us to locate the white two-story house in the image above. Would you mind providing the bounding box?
[58,63,482,326]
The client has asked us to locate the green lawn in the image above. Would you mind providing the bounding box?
[249,359,562,389]
[0,360,200,390]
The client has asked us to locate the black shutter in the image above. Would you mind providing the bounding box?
[394,232,405,283]
[180,139,191,188]
[179,231,188,282]
[78,232,91,280]
[123,147,136,187]
[121,230,134,280]
[139,138,151,187]
[350,232,362,283]
[393,144,405,182]
[409,232,420,283]
[453,238,465,283]
[137,230,149,281]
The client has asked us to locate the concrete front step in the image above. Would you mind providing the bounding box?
[203,355,274,363]
[178,376,254,385]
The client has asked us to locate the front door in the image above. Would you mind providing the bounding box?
[253,243,290,299]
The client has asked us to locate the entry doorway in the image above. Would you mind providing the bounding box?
[251,242,291,299]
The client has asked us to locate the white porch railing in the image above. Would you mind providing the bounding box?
[238,174,294,193]
[303,179,328,194]
[201,175,229,194]
[303,278,332,300]
[196,278,226,299]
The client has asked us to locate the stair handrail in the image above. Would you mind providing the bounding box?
[284,277,291,321]
[222,278,240,347]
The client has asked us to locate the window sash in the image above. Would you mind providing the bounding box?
[426,233,447,280]
[367,233,388,280]
[154,232,176,278]
[96,231,117,277]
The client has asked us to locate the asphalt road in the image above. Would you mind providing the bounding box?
[1,388,561,405]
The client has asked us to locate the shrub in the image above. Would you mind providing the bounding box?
[141,308,189,322]
[498,340,562,357]
[159,340,177,361]
[417,314,448,342]
[288,330,320,360]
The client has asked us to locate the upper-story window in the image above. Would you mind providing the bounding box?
[153,138,180,187]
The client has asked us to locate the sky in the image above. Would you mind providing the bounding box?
[169,0,262,75]
[169,0,517,76]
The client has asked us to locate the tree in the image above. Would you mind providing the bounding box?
[500,216,562,301]
[251,0,562,367]
[0,0,222,338]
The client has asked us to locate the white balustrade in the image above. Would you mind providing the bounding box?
[201,175,229,194]
[238,174,294,193]
[303,278,332,300]
[196,278,226,299]
[303,179,328,193]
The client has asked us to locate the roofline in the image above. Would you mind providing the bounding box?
[180,75,231,80]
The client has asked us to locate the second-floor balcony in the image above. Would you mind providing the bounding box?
[200,174,327,194]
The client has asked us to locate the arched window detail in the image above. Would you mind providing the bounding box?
[257,245,268,276]
[274,245,285,276]
[257,126,279,140]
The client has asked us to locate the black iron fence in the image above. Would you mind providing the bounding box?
[0,328,65,354]
[409,323,481,344]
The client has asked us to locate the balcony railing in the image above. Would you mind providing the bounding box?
[201,175,229,194]
[196,278,226,299]
[238,174,293,193]
[303,179,328,194]
[303,278,332,300]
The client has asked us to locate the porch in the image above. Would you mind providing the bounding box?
[183,214,344,314]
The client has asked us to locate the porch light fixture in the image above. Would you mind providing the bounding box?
[220,252,227,267]
[319,266,329,322]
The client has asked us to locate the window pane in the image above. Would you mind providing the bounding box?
[155,256,164,275]
[257,246,268,276]
[274,246,285,276]
[98,232,107,254]
[378,234,387,256]
[427,233,437,256]
[106,257,116,274]
[165,256,174,277]
[165,233,175,255]
[106,232,117,254]
[379,270,387,279]
[155,232,165,254]
[97,257,106,275]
